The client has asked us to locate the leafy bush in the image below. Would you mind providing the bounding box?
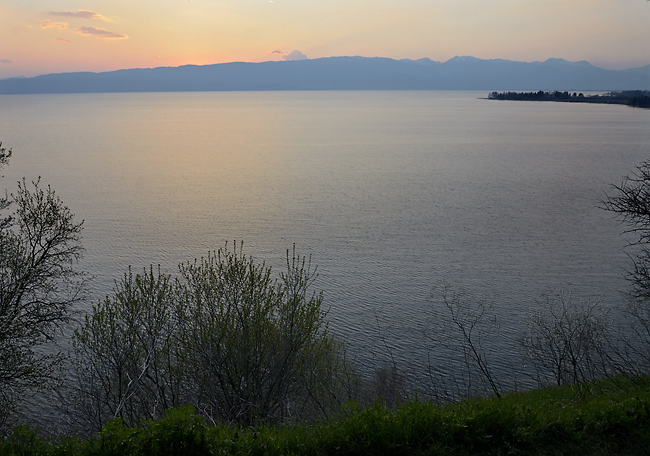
[69,243,357,431]
[70,266,184,430]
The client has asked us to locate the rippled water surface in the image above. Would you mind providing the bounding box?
[1,90,649,379]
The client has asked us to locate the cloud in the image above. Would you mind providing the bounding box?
[40,20,69,30]
[283,50,308,61]
[49,10,106,20]
[271,50,308,60]
[0,59,12,64]
[55,38,72,44]
[75,26,127,39]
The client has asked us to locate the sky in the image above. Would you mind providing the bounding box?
[1,0,649,79]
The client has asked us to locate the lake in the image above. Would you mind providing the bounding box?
[1,90,649,392]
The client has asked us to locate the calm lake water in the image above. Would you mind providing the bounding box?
[1,90,650,387]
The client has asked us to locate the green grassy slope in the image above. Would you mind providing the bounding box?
[2,374,650,456]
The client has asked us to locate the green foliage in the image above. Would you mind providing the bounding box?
[70,243,356,431]
[178,244,354,424]
[3,375,650,455]
[177,245,293,423]
[83,406,212,456]
[70,266,184,430]
[0,426,55,456]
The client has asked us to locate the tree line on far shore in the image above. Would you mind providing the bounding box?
[488,90,650,108]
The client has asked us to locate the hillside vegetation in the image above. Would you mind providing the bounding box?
[2,374,649,456]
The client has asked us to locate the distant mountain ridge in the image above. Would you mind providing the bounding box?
[1,56,649,94]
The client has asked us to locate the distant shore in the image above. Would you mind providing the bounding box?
[488,90,650,108]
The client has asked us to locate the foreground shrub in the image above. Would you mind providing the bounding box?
[68,243,358,431]
[86,406,212,456]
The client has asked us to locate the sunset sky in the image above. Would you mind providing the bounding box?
[1,0,649,79]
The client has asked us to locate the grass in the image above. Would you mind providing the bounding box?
[2,374,650,455]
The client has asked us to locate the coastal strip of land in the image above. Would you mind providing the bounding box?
[488,90,650,108]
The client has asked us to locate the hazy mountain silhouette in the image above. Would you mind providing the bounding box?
[1,56,648,94]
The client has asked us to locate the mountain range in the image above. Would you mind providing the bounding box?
[1,56,649,94]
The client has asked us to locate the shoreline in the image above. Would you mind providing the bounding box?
[487,90,650,108]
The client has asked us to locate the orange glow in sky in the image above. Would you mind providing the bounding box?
[1,0,649,78]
